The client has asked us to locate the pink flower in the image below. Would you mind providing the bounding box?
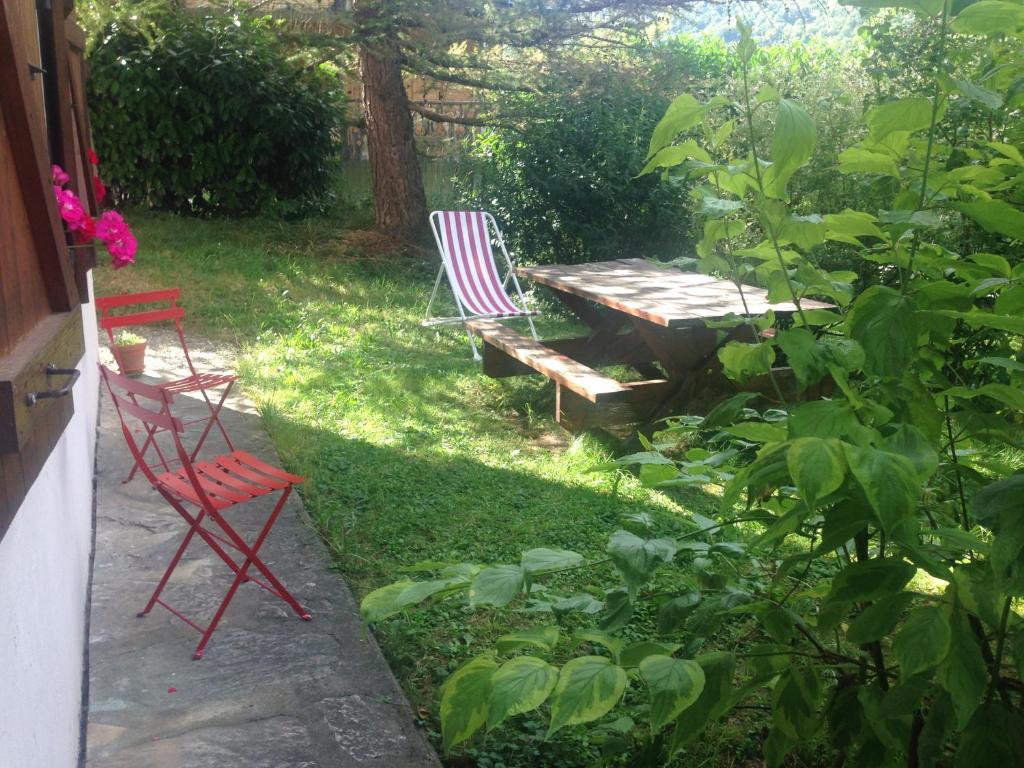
[52,165,70,186]
[55,188,88,231]
[87,148,99,165]
[92,175,107,204]
[96,211,137,268]
[75,213,96,244]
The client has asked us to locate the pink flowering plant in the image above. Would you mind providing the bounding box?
[51,150,136,269]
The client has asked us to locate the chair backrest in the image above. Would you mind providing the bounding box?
[429,211,521,317]
[99,363,187,486]
[95,289,197,376]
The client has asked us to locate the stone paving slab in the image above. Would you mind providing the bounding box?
[86,333,439,768]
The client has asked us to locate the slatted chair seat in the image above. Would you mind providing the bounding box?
[162,371,238,395]
[425,210,539,360]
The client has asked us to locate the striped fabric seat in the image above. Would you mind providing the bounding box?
[435,211,521,317]
[426,211,539,360]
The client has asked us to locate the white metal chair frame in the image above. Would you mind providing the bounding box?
[424,210,539,361]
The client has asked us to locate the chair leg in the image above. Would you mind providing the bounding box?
[209,488,309,620]
[466,328,482,362]
[193,489,309,660]
[526,314,539,341]
[139,506,207,617]
[190,382,236,460]
[424,264,446,322]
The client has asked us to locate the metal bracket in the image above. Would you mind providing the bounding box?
[28,62,46,79]
[26,364,80,406]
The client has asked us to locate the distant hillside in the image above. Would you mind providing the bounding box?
[671,0,863,43]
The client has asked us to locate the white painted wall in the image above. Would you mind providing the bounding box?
[0,279,99,768]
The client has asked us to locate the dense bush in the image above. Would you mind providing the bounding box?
[456,39,732,266]
[460,35,869,268]
[461,88,688,266]
[87,6,345,215]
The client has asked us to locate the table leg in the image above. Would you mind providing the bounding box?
[629,320,758,423]
[553,291,662,378]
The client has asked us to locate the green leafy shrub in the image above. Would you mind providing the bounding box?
[458,39,733,266]
[461,90,688,266]
[364,2,1024,765]
[87,6,345,215]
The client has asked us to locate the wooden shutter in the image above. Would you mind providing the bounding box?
[0,1,92,540]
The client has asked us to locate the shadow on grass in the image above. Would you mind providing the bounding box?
[260,409,721,586]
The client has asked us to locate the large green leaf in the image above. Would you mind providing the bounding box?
[607,530,678,594]
[953,200,1024,240]
[827,558,917,603]
[599,587,635,631]
[954,702,1024,767]
[361,576,468,621]
[441,654,497,751]
[486,656,558,731]
[638,140,711,175]
[773,667,822,740]
[788,400,873,445]
[937,620,988,729]
[838,147,901,178]
[657,591,703,634]
[495,626,561,655]
[521,548,583,574]
[952,1,1024,37]
[718,341,776,383]
[573,628,626,662]
[893,606,951,679]
[724,421,788,443]
[639,656,706,734]
[844,444,921,534]
[469,565,525,608]
[846,286,917,378]
[775,328,829,389]
[847,592,916,644]
[547,656,628,736]
[932,309,1024,335]
[621,640,681,668]
[669,651,737,753]
[882,424,939,484]
[787,437,846,510]
[944,384,1024,412]
[949,77,1003,110]
[865,98,934,141]
[766,99,816,197]
[825,210,886,243]
[647,94,707,158]
[972,474,1024,529]
[780,214,827,250]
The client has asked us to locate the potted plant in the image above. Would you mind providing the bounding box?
[113,330,147,376]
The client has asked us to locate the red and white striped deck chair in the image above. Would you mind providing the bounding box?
[425,210,539,360]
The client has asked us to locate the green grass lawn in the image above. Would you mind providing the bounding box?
[96,212,735,766]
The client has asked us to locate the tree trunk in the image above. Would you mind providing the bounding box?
[358,37,426,240]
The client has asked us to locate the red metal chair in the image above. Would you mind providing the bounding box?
[96,288,237,482]
[100,364,311,659]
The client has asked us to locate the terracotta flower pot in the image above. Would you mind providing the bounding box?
[115,342,147,376]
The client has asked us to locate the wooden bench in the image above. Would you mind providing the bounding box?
[467,319,671,429]
[467,319,627,402]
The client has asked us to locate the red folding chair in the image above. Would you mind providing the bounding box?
[100,364,311,659]
[96,289,237,482]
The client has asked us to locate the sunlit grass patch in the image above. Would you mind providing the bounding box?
[95,211,713,766]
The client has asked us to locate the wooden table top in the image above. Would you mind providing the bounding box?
[519,258,832,329]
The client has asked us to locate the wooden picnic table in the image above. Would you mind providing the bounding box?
[467,258,831,431]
